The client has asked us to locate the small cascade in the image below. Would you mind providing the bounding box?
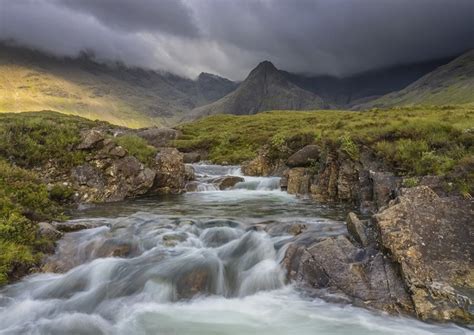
[188,164,281,193]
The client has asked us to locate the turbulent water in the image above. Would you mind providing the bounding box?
[0,165,470,334]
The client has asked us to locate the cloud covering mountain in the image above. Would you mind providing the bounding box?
[1,0,473,80]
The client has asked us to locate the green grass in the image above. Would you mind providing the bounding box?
[114,135,157,166]
[176,106,474,192]
[0,111,106,169]
[0,160,67,284]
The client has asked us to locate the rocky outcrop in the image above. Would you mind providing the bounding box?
[286,145,320,167]
[152,148,187,194]
[284,186,474,324]
[242,147,286,177]
[374,186,474,323]
[283,234,414,314]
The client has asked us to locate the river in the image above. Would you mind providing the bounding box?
[0,165,469,334]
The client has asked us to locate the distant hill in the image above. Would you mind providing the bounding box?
[282,57,454,108]
[0,43,237,127]
[356,50,474,109]
[190,61,326,118]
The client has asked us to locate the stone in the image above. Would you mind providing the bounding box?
[373,186,474,323]
[37,222,63,240]
[210,176,244,190]
[287,168,311,195]
[282,235,414,314]
[52,221,100,233]
[183,152,201,163]
[286,145,320,167]
[136,127,181,148]
[93,239,138,258]
[184,165,196,181]
[70,164,105,188]
[77,129,105,150]
[346,212,368,247]
[185,181,200,192]
[153,148,186,193]
[265,222,307,236]
[241,152,274,176]
[370,171,401,209]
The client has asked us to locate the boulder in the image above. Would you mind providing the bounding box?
[37,222,63,240]
[286,145,320,167]
[92,239,138,258]
[241,151,274,176]
[370,171,401,209]
[184,165,196,181]
[210,176,244,190]
[71,164,105,188]
[52,221,101,233]
[183,152,201,163]
[282,234,414,314]
[265,222,307,236]
[136,127,181,148]
[153,148,186,193]
[373,186,474,323]
[77,129,105,150]
[287,168,311,195]
[346,212,368,247]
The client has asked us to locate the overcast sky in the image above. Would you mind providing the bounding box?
[1,0,473,80]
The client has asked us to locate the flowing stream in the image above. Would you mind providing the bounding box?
[0,165,470,334]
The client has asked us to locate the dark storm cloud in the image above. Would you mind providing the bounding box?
[1,0,473,79]
[59,0,198,37]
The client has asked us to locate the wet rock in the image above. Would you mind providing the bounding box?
[283,235,414,314]
[265,222,307,236]
[370,171,401,209]
[162,233,188,247]
[210,176,244,190]
[198,219,242,229]
[184,165,196,181]
[242,155,273,176]
[287,168,311,195]
[346,212,368,247]
[153,148,186,194]
[37,222,63,240]
[373,186,474,323]
[136,127,181,148]
[183,152,201,163]
[93,239,138,258]
[286,145,320,167]
[310,152,339,202]
[185,181,200,192]
[52,221,101,233]
[77,129,105,150]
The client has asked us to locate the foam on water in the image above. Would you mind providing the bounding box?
[0,165,469,334]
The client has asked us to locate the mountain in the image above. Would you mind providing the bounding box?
[356,50,474,109]
[0,43,236,127]
[282,57,454,108]
[190,61,326,118]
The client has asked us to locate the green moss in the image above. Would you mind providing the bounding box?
[114,135,157,166]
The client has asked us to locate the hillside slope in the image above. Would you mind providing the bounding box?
[0,44,236,127]
[190,61,326,118]
[357,50,474,108]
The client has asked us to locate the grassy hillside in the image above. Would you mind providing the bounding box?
[176,106,474,193]
[0,44,236,128]
[358,51,474,108]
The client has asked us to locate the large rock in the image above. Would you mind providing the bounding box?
[370,171,400,209]
[183,152,201,164]
[77,129,105,150]
[153,148,186,194]
[286,168,311,195]
[210,176,244,190]
[373,186,474,323]
[286,145,320,167]
[283,235,414,314]
[346,212,368,247]
[136,127,181,148]
[242,154,274,176]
